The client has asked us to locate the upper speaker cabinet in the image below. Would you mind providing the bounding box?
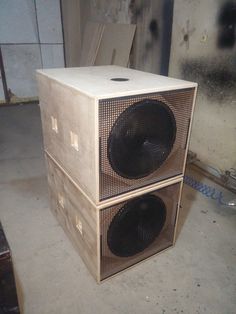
[37,66,197,205]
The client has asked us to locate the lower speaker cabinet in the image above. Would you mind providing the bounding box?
[45,153,183,282]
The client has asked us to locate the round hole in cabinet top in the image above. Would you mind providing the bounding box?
[110,77,129,82]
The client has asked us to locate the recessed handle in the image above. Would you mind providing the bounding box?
[51,116,58,133]
[58,193,64,208]
[70,131,79,151]
[76,216,83,235]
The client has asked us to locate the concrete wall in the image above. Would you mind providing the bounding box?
[169,0,236,172]
[0,0,64,101]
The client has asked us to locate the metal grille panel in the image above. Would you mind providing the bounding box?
[99,88,194,200]
[100,182,181,280]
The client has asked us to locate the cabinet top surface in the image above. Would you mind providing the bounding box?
[37,66,197,98]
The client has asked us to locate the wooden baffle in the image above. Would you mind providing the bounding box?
[37,66,197,281]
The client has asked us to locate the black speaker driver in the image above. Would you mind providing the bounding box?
[108,99,176,179]
[107,194,167,257]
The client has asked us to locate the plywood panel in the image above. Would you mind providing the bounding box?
[37,72,98,203]
[37,66,196,99]
[44,152,184,210]
[80,21,104,66]
[94,23,136,66]
[61,0,81,66]
[45,154,99,281]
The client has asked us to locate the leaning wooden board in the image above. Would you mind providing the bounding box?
[94,23,136,66]
[80,21,105,66]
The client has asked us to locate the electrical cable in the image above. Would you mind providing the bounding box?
[184,175,236,208]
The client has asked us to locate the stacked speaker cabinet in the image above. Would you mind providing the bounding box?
[37,66,197,282]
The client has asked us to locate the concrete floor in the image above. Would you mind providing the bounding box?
[0,104,236,314]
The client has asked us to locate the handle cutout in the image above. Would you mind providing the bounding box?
[76,216,83,235]
[51,116,58,133]
[70,131,79,151]
[58,193,64,208]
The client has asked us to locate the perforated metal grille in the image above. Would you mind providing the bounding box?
[99,88,194,200]
[100,182,181,280]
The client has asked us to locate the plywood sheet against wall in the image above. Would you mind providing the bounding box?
[79,0,135,67]
[169,0,236,171]
[80,21,104,66]
[61,0,81,67]
[94,23,136,66]
[78,0,173,75]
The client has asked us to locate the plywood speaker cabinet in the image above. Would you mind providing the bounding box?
[37,66,197,205]
[45,153,183,282]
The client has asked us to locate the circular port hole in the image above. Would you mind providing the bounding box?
[110,78,129,82]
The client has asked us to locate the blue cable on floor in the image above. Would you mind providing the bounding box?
[184,175,226,206]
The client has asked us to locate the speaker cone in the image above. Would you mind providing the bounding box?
[107,194,166,257]
[108,99,176,179]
